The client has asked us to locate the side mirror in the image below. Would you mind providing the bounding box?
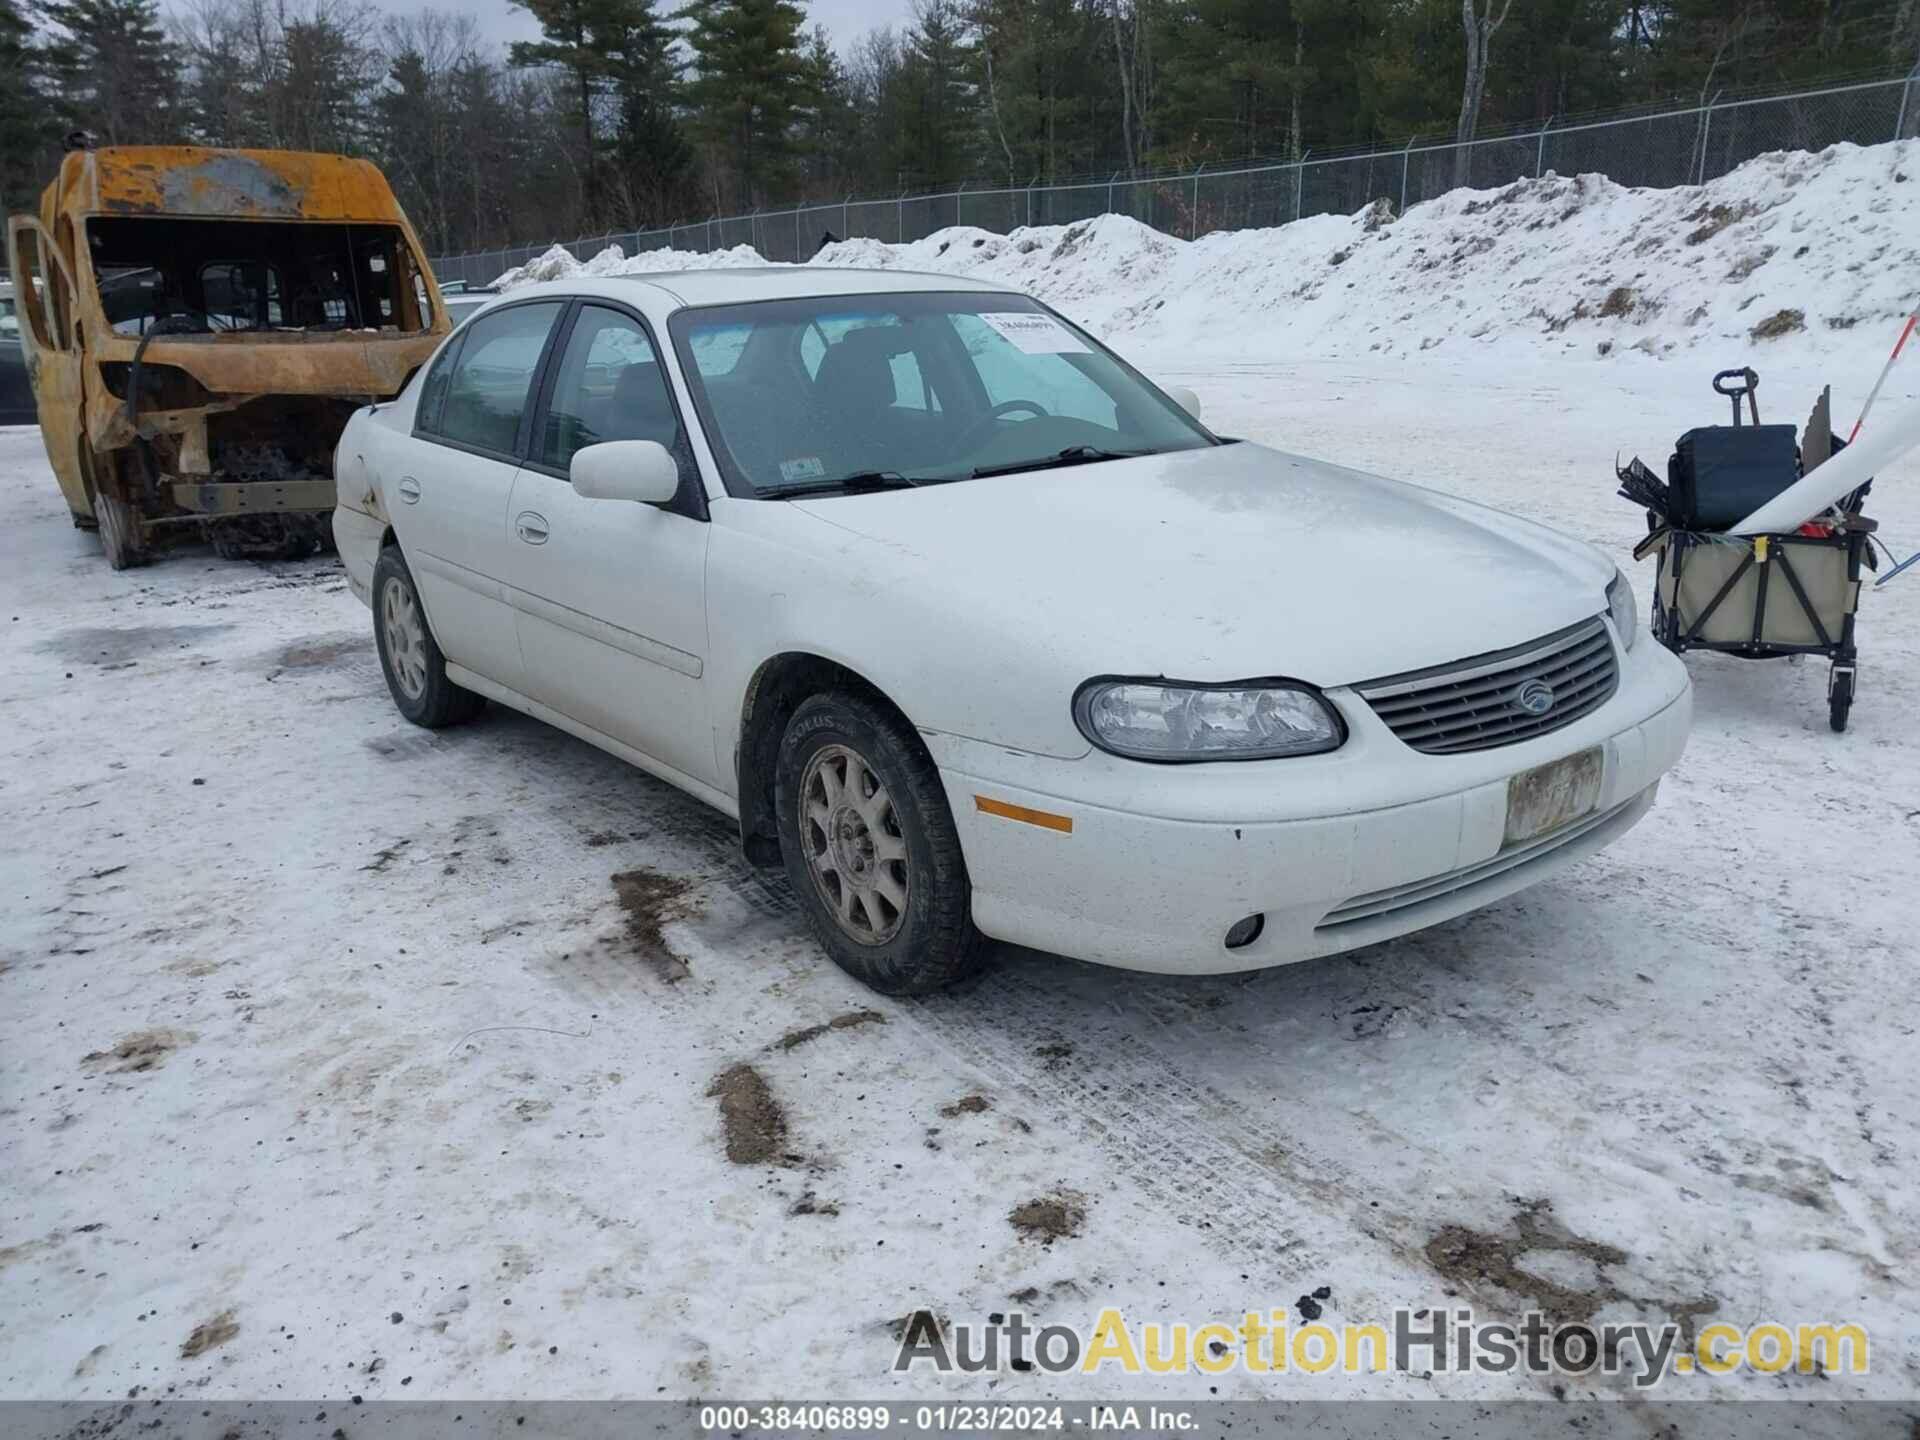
[1165,385,1203,422]
[570,440,680,506]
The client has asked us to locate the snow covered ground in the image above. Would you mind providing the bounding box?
[4,339,1918,1406]
[5,142,1920,1408]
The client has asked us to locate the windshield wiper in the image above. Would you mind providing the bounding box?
[971,445,1150,479]
[756,470,930,499]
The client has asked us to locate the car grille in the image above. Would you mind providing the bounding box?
[1353,617,1618,755]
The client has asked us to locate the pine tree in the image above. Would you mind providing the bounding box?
[509,0,623,225]
[0,0,46,216]
[606,0,693,226]
[897,0,977,188]
[681,0,811,208]
[794,26,860,195]
[38,0,178,146]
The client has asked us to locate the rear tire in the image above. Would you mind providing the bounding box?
[372,546,484,729]
[775,692,985,995]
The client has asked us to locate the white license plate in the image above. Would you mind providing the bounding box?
[1504,747,1604,846]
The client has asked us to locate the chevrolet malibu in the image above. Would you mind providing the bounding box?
[332,270,1691,994]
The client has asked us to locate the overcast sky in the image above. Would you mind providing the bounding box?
[372,0,917,59]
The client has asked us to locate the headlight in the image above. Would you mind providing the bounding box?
[1607,569,1638,652]
[1073,679,1344,762]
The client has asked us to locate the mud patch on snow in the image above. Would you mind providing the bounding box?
[1749,307,1805,339]
[179,1309,239,1358]
[1684,200,1759,245]
[40,623,233,667]
[1597,285,1637,318]
[611,867,700,982]
[275,632,371,670]
[775,1008,886,1051]
[706,1063,790,1164]
[82,1028,195,1074]
[1424,1198,1627,1324]
[1009,1191,1086,1245]
[889,1308,950,1344]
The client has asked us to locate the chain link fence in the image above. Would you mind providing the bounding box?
[430,69,1920,290]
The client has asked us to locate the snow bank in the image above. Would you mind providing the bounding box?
[492,240,766,288]
[495,138,1920,359]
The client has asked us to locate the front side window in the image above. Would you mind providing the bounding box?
[539,305,681,471]
[9,225,72,351]
[670,292,1209,496]
[432,301,562,455]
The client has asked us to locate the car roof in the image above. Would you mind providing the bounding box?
[499,266,1017,311]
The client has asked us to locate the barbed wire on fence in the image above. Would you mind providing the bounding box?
[432,67,1920,290]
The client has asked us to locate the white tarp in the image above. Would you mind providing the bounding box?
[1731,396,1920,534]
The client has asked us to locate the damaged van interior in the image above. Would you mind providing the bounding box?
[7,144,450,570]
[87,218,433,338]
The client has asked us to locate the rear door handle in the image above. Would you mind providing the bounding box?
[515,511,550,545]
[396,476,421,504]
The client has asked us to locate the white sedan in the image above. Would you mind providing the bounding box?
[332,270,1691,994]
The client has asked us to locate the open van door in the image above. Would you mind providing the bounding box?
[7,215,115,556]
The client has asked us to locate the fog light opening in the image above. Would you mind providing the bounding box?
[1224,913,1265,950]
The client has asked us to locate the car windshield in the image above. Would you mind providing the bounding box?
[667,292,1212,495]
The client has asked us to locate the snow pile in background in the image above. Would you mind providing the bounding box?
[495,138,1920,359]
[493,240,766,288]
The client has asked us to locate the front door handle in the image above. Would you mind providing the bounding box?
[396,476,421,504]
[515,511,550,545]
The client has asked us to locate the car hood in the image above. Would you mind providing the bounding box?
[789,440,1612,690]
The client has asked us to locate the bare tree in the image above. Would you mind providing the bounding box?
[1109,0,1136,173]
[981,39,1016,186]
[1452,0,1513,187]
[1106,0,1156,176]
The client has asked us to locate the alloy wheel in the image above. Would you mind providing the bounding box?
[800,743,910,944]
[381,578,429,702]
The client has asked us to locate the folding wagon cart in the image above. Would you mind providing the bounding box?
[1619,368,1875,732]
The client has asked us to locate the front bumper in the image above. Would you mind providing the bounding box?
[932,631,1691,973]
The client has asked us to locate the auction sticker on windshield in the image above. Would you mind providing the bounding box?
[980,311,1090,354]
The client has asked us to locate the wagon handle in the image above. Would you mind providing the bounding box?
[1712,367,1760,426]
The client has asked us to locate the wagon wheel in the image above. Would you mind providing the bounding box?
[1828,665,1855,734]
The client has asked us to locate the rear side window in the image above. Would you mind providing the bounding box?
[430,302,562,455]
[415,333,464,435]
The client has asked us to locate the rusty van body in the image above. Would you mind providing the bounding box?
[5,146,451,566]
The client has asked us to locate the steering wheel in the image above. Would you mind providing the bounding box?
[957,399,1050,454]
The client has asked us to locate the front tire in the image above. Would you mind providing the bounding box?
[372,546,484,729]
[775,692,985,995]
[94,488,143,570]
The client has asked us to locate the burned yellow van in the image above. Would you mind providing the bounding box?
[6,144,450,566]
